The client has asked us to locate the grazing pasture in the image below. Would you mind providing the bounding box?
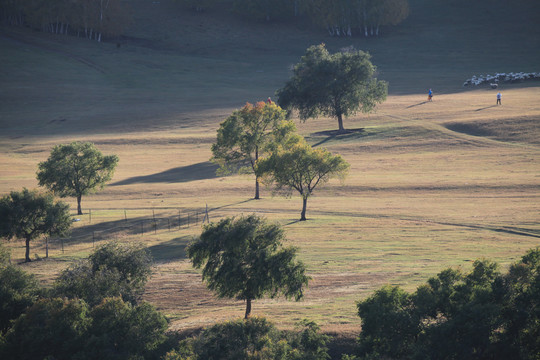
[1,0,539,335]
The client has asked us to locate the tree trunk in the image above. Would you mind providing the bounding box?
[300,197,308,221]
[244,298,252,319]
[254,146,260,199]
[77,195,82,215]
[25,237,31,262]
[337,113,345,132]
[255,177,260,200]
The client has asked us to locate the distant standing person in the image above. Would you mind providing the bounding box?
[267,97,273,104]
[496,92,502,105]
[428,89,433,101]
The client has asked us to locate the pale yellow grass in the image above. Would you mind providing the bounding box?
[1,87,539,332]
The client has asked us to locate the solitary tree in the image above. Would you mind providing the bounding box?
[256,139,349,221]
[211,102,293,199]
[188,214,310,319]
[37,141,119,215]
[277,43,387,133]
[0,188,71,262]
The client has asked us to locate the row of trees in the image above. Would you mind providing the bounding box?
[177,0,410,37]
[212,44,386,220]
[353,248,540,359]
[0,142,118,262]
[0,242,169,360]
[3,224,538,359]
[0,228,331,359]
[0,0,131,41]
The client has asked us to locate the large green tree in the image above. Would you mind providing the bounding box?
[277,43,387,133]
[256,139,349,221]
[187,214,310,319]
[211,101,294,199]
[37,141,119,215]
[0,188,71,262]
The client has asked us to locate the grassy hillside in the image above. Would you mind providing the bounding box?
[1,0,539,334]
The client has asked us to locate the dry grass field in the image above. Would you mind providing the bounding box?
[1,0,539,337]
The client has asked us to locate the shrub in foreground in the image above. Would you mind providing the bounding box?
[165,317,330,360]
[354,248,540,360]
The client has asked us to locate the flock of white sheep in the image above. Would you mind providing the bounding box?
[463,72,540,87]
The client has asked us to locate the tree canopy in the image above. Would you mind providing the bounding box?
[277,44,387,132]
[37,141,119,215]
[0,259,42,334]
[187,214,310,319]
[256,138,349,221]
[165,317,330,360]
[54,241,153,306]
[355,247,540,359]
[0,188,71,262]
[211,101,294,199]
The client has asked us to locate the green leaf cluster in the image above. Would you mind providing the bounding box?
[211,102,291,175]
[211,101,294,199]
[277,43,387,132]
[0,243,167,360]
[0,188,71,262]
[1,297,168,360]
[165,317,330,360]
[0,257,42,334]
[188,214,310,318]
[37,141,118,214]
[355,248,540,359]
[256,138,349,220]
[54,242,153,306]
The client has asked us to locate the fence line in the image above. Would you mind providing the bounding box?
[35,205,213,259]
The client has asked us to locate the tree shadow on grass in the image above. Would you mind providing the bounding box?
[284,219,302,226]
[111,161,219,186]
[311,128,366,147]
[148,236,191,262]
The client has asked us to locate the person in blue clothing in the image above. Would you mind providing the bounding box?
[496,92,502,105]
[428,88,433,101]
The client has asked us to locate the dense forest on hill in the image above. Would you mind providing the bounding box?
[2,0,539,43]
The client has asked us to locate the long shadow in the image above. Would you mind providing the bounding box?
[148,236,191,262]
[285,219,302,226]
[208,198,255,212]
[406,101,428,109]
[311,128,365,147]
[111,161,219,186]
[475,105,497,111]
